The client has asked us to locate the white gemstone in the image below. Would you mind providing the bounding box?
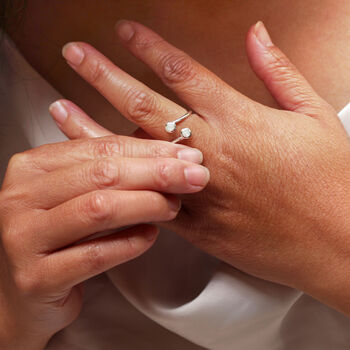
[165,122,176,133]
[181,128,192,138]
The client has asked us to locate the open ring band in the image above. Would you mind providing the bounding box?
[171,128,192,144]
[165,111,192,133]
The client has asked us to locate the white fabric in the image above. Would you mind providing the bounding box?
[1,36,350,350]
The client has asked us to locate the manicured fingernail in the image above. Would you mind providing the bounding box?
[115,20,135,42]
[254,21,273,47]
[62,43,85,66]
[49,101,68,126]
[144,226,159,241]
[184,166,210,188]
[166,195,182,212]
[177,148,203,164]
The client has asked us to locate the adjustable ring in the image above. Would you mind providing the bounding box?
[165,111,192,133]
[171,128,192,144]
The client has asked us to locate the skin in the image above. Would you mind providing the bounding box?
[10,0,350,130]
[0,130,209,349]
[3,0,350,348]
[52,20,350,316]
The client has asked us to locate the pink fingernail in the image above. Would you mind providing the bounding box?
[115,20,135,42]
[177,148,203,164]
[49,101,68,126]
[254,21,273,47]
[62,43,85,66]
[166,195,182,212]
[184,166,210,188]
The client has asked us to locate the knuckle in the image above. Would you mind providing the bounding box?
[0,185,29,211]
[268,46,291,70]
[14,267,44,296]
[7,152,30,171]
[149,143,176,158]
[161,53,196,84]
[263,47,296,84]
[6,150,49,178]
[289,96,318,113]
[1,214,40,261]
[125,89,158,123]
[86,57,110,86]
[133,35,162,50]
[93,136,123,158]
[82,191,111,224]
[85,241,107,274]
[0,189,13,213]
[91,158,120,189]
[154,159,175,190]
[1,218,18,249]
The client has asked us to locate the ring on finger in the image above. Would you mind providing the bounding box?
[165,111,192,133]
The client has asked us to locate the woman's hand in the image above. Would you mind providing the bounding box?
[0,131,208,349]
[58,21,350,315]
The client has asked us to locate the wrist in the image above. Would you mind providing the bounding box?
[294,216,350,315]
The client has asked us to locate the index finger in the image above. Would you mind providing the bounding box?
[11,134,203,178]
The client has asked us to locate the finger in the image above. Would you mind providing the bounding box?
[61,41,208,139]
[27,157,209,208]
[246,21,333,118]
[115,20,243,120]
[8,134,203,177]
[44,224,158,290]
[32,190,180,251]
[49,99,113,139]
[50,98,154,142]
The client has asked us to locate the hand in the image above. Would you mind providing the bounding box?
[58,21,350,315]
[0,131,209,349]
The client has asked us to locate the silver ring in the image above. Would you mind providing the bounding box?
[171,128,192,144]
[165,111,192,133]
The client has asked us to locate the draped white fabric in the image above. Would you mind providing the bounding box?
[1,36,350,350]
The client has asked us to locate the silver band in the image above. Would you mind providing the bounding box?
[171,128,192,144]
[165,111,192,133]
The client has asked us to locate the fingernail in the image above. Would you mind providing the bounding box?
[49,101,68,126]
[184,166,210,188]
[177,148,203,164]
[166,195,182,212]
[254,21,273,47]
[62,43,85,66]
[115,20,135,42]
[144,226,159,241]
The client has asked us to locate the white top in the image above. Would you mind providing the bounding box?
[2,36,350,350]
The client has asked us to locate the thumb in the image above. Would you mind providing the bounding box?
[246,21,332,118]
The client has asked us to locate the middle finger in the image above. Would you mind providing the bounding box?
[25,156,210,209]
